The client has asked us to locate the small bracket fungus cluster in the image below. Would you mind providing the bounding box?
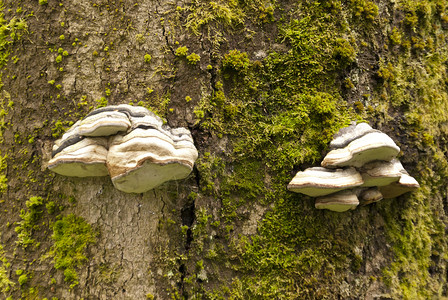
[48,105,198,193]
[287,123,420,212]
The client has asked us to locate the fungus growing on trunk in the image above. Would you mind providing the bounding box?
[357,187,384,205]
[107,127,198,193]
[288,122,419,212]
[329,122,376,149]
[287,167,363,197]
[48,105,198,193]
[315,190,359,212]
[359,159,404,187]
[379,173,420,199]
[77,110,131,136]
[48,137,109,177]
[321,132,400,168]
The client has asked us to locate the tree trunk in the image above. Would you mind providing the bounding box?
[1,0,447,299]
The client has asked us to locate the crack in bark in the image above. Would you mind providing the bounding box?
[161,23,175,56]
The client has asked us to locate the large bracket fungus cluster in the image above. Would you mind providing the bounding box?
[288,123,420,212]
[48,105,198,193]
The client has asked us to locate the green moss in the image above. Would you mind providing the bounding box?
[169,0,443,298]
[174,46,188,56]
[195,152,224,195]
[0,239,14,293]
[186,52,200,64]
[95,96,108,108]
[370,1,448,296]
[144,53,151,63]
[49,214,96,288]
[0,153,7,194]
[184,1,244,35]
[14,196,44,248]
[220,159,267,221]
[135,33,145,43]
[51,119,72,138]
[46,201,56,214]
[146,293,154,299]
[377,61,396,84]
[0,11,27,67]
[143,90,171,117]
[333,38,357,67]
[222,50,250,73]
[348,0,378,22]
[183,0,274,38]
[39,0,47,5]
[389,27,403,45]
[380,158,447,298]
[174,46,188,57]
[189,2,366,298]
[18,274,28,286]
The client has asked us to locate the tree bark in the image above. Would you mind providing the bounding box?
[1,0,447,299]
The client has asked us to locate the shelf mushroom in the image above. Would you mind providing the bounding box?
[288,122,420,212]
[359,159,404,187]
[77,109,131,137]
[48,105,198,193]
[357,187,384,205]
[321,131,400,168]
[48,137,109,177]
[329,122,376,149]
[315,190,360,212]
[379,172,420,198]
[107,127,198,193]
[287,167,363,197]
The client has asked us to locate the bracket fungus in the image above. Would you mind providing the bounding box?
[287,167,363,197]
[288,122,419,212]
[77,109,131,136]
[48,137,109,177]
[329,122,376,149]
[357,187,384,205]
[359,159,404,187]
[48,105,198,193]
[107,127,198,193]
[379,172,420,199]
[321,131,400,168]
[315,190,359,212]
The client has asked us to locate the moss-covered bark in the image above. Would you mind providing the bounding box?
[0,0,447,299]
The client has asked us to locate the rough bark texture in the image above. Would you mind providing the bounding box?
[1,0,448,299]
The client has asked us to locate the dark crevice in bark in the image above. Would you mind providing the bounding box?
[181,200,195,251]
[177,263,188,299]
[177,166,200,298]
[208,51,218,92]
[161,22,175,56]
